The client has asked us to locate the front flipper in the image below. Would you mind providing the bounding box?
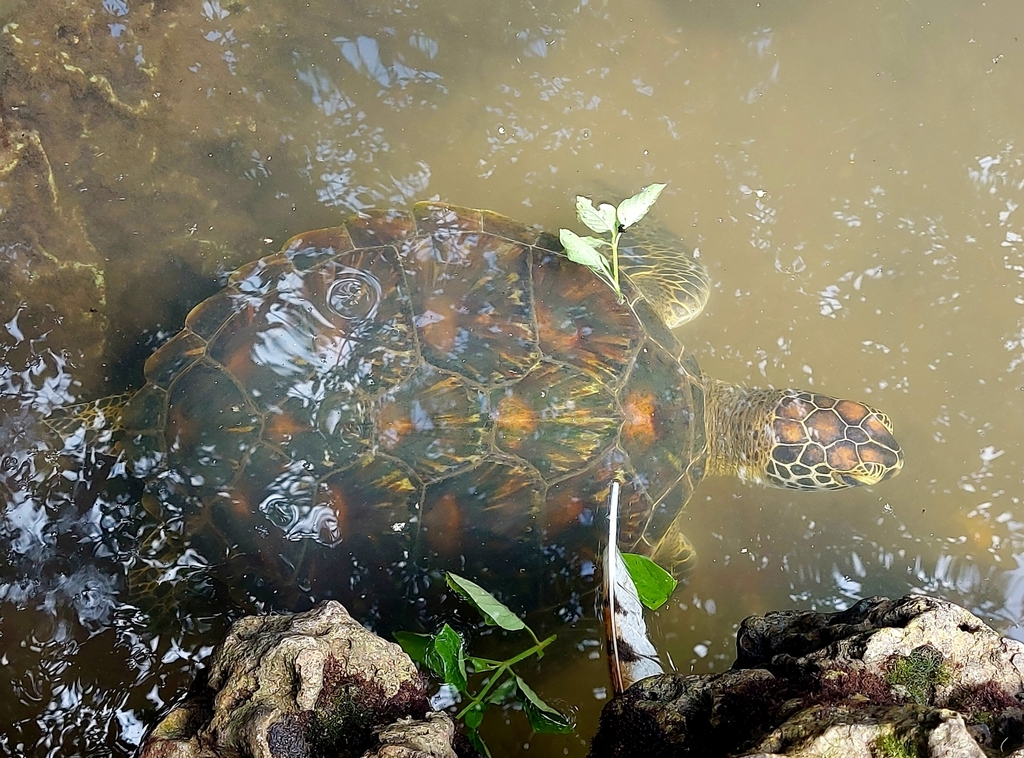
[647,509,699,581]
[618,222,711,329]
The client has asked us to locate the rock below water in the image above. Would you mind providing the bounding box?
[139,600,462,758]
[590,594,1024,758]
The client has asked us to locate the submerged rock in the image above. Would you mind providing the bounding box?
[590,594,1024,757]
[139,600,460,758]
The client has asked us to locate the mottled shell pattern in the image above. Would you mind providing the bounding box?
[119,203,706,575]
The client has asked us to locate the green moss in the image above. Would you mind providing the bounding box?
[875,731,921,758]
[885,645,952,705]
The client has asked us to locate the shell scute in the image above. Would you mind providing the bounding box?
[345,209,416,248]
[543,446,631,542]
[262,392,372,476]
[303,246,419,396]
[316,455,420,562]
[414,202,482,237]
[205,290,314,407]
[122,432,166,478]
[480,209,542,246]
[229,255,295,294]
[120,384,165,435]
[492,362,619,480]
[282,227,357,271]
[401,226,539,385]
[223,444,334,545]
[419,460,543,560]
[165,362,259,488]
[532,250,642,384]
[534,231,561,253]
[260,462,324,540]
[144,330,206,390]
[627,296,686,361]
[184,290,242,340]
[376,366,491,480]
[208,243,419,408]
[618,338,704,506]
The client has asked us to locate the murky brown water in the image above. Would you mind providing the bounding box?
[1,0,1021,755]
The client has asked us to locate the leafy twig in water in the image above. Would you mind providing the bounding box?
[394,572,572,757]
[559,183,667,300]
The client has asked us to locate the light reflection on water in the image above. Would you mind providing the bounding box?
[0,0,1022,755]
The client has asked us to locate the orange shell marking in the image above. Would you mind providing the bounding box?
[264,410,308,443]
[422,492,463,556]
[378,405,415,450]
[622,391,657,447]
[495,394,538,437]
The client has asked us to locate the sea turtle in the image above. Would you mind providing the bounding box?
[53,201,903,617]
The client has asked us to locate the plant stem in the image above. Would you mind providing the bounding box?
[471,657,501,670]
[610,226,621,298]
[524,626,541,648]
[505,633,556,667]
[457,665,510,718]
[456,634,557,719]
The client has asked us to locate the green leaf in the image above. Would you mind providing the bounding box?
[621,552,678,610]
[486,675,518,705]
[447,573,525,632]
[575,195,616,234]
[467,728,492,758]
[468,656,501,673]
[559,229,608,271]
[616,183,667,229]
[580,235,611,248]
[464,703,486,731]
[393,631,432,665]
[514,675,574,734]
[558,231,616,293]
[426,623,468,693]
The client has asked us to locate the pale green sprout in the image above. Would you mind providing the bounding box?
[558,183,667,300]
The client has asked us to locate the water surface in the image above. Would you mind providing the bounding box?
[0,0,1022,754]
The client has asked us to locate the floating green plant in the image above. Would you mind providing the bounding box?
[559,183,666,300]
[395,573,572,757]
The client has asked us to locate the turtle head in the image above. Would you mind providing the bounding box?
[764,390,904,491]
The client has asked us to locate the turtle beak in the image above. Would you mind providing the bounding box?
[838,472,868,487]
[834,455,904,488]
